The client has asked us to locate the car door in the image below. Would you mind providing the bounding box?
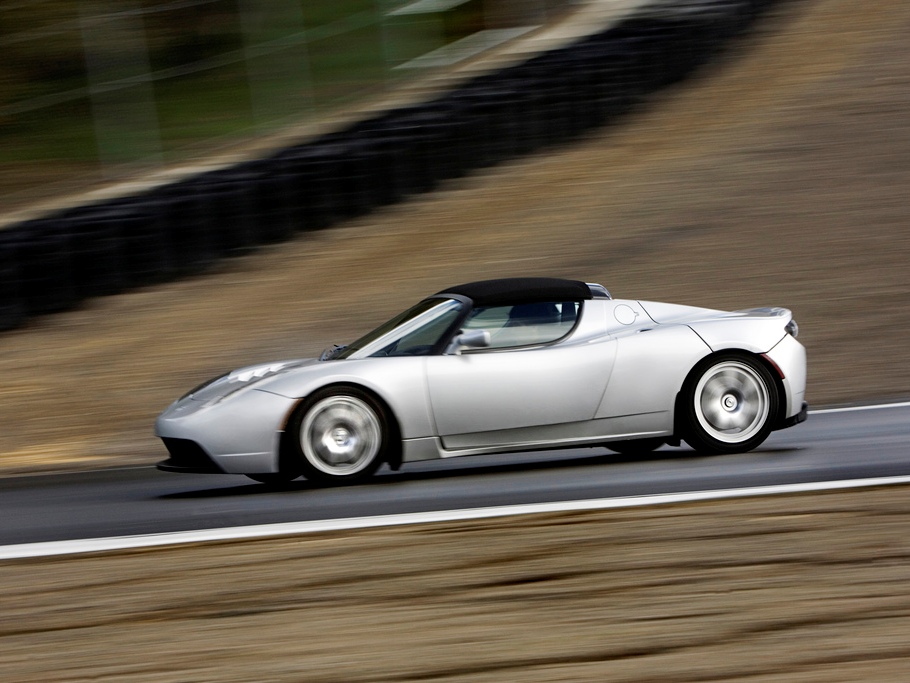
[425,301,615,450]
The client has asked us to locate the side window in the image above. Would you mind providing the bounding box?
[463,301,579,349]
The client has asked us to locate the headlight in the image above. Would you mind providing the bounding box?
[182,362,294,405]
[178,373,230,402]
[785,319,799,338]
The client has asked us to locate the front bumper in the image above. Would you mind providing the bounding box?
[155,389,296,474]
[156,438,225,474]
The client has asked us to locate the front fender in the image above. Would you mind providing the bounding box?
[257,357,435,440]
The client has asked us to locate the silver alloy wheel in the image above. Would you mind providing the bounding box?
[693,360,770,444]
[300,395,382,476]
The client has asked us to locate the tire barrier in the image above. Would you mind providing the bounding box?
[0,0,778,331]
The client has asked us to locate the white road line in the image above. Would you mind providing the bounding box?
[811,401,910,415]
[3,475,910,561]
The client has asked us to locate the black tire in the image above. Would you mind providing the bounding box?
[287,386,390,484]
[681,352,779,454]
[606,438,665,456]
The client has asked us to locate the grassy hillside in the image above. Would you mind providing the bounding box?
[0,0,908,473]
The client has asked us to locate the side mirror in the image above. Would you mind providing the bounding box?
[445,329,491,355]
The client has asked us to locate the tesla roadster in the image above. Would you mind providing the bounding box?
[156,277,807,484]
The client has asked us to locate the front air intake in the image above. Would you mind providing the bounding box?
[157,438,225,473]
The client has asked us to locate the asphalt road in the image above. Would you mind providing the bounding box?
[1,403,908,547]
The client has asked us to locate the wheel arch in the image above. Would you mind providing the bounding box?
[278,381,404,473]
[673,349,787,440]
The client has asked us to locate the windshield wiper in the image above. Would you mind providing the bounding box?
[319,344,348,361]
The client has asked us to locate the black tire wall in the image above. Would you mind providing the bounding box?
[0,0,779,332]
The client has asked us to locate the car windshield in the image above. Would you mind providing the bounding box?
[333,298,464,359]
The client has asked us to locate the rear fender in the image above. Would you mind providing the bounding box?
[672,350,790,440]
[596,325,711,422]
[687,308,792,354]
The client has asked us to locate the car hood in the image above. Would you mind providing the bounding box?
[186,358,318,403]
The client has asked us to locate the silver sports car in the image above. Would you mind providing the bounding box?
[156,277,807,485]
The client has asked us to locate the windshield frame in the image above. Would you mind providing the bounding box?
[332,296,468,360]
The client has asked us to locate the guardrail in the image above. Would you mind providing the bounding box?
[0,0,777,332]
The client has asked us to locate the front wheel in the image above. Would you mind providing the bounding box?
[288,387,390,484]
[682,353,778,454]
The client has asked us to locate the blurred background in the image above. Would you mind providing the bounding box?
[3,3,910,680]
[0,0,908,474]
[1,0,568,210]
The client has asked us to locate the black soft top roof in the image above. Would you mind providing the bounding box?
[435,277,593,306]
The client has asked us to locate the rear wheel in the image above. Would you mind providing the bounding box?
[682,352,778,454]
[288,387,390,484]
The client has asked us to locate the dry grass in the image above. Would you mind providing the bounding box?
[2,486,910,681]
[1,0,908,475]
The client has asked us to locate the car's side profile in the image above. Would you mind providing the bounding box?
[156,277,807,485]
